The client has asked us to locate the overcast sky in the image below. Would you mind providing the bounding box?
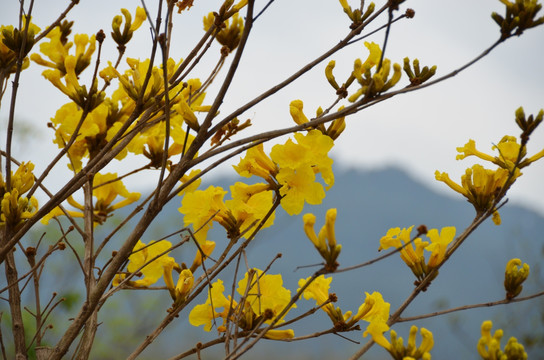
[1,0,543,217]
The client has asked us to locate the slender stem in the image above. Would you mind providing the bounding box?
[398,290,544,323]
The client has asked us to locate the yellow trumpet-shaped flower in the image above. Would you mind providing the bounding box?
[111,7,146,48]
[190,240,215,271]
[233,143,278,182]
[289,99,310,126]
[112,240,176,288]
[379,226,428,280]
[425,226,455,269]
[225,182,275,238]
[298,275,339,323]
[237,269,295,324]
[349,291,390,327]
[179,185,237,238]
[32,28,95,76]
[379,225,456,282]
[435,165,514,225]
[189,279,232,332]
[303,209,341,270]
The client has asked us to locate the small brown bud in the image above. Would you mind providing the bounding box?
[263,308,274,320]
[25,246,36,257]
[96,29,106,43]
[329,293,338,302]
[416,224,428,235]
[405,8,415,18]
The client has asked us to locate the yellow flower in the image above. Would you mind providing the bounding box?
[0,16,40,72]
[127,113,196,168]
[233,143,278,182]
[435,165,514,224]
[51,101,128,171]
[262,329,295,340]
[225,182,275,237]
[270,130,335,215]
[189,279,232,332]
[117,240,176,287]
[32,28,95,76]
[111,7,146,48]
[289,100,310,126]
[0,163,38,227]
[379,226,428,279]
[190,240,216,271]
[350,291,390,325]
[179,185,236,236]
[237,269,295,324]
[363,320,391,351]
[174,269,194,304]
[425,227,455,268]
[298,275,338,322]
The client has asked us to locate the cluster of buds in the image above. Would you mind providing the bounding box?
[289,100,346,140]
[111,7,146,51]
[436,107,544,225]
[491,0,544,39]
[303,208,342,271]
[515,106,543,144]
[504,258,529,299]
[338,0,376,31]
[0,162,39,228]
[348,53,402,101]
[375,325,434,360]
[477,320,527,360]
[1,16,40,62]
[403,57,437,86]
[203,0,247,53]
[210,117,252,146]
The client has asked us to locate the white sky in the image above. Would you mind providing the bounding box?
[1,0,543,216]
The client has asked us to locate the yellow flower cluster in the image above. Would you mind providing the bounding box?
[189,269,295,340]
[0,17,40,99]
[504,258,529,300]
[436,108,544,225]
[289,100,346,140]
[179,182,275,241]
[367,324,434,360]
[0,162,38,228]
[41,173,140,226]
[113,239,193,306]
[379,226,456,282]
[298,275,390,333]
[477,320,527,360]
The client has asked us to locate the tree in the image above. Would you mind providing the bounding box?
[1,0,543,359]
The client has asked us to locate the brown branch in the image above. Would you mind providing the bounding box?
[398,290,544,323]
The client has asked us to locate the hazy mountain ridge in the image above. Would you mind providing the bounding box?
[131,166,544,359]
[13,167,540,359]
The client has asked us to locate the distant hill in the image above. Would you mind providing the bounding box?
[37,167,544,359]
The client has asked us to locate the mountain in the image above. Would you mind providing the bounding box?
[19,167,543,359]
